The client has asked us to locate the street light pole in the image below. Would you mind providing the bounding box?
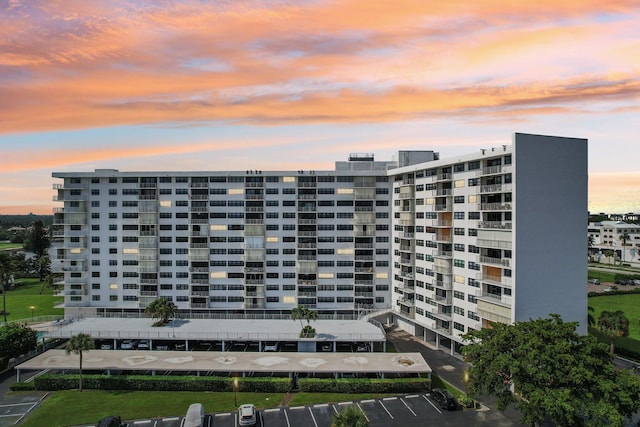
[30,305,35,320]
[233,377,238,407]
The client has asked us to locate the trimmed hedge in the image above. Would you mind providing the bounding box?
[589,327,640,361]
[10,382,36,391]
[298,377,430,393]
[34,374,290,392]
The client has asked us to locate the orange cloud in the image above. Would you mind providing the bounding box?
[1,0,639,134]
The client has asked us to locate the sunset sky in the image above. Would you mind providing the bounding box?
[1,0,639,215]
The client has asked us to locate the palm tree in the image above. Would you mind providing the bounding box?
[291,305,308,329]
[597,310,629,354]
[144,298,177,326]
[603,249,615,265]
[619,232,630,263]
[0,252,15,323]
[65,333,95,391]
[332,404,368,427]
[291,305,318,338]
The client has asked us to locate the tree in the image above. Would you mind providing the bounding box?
[0,251,15,323]
[0,323,38,359]
[462,315,640,427]
[23,220,50,258]
[65,333,94,392]
[331,404,368,427]
[36,255,51,282]
[603,249,615,265]
[597,310,629,354]
[619,232,630,262]
[587,306,596,328]
[144,298,177,326]
[291,305,318,338]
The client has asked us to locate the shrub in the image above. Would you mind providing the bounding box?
[34,374,290,392]
[298,377,430,393]
[300,325,316,338]
[10,382,36,391]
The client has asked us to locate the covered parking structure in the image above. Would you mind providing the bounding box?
[42,317,387,353]
[16,349,431,382]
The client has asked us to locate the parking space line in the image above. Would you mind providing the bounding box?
[331,404,339,414]
[0,402,38,408]
[378,400,394,419]
[308,407,318,427]
[400,397,417,416]
[284,408,291,427]
[355,402,370,423]
[264,408,281,413]
[422,394,442,414]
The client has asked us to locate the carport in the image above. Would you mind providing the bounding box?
[15,349,431,382]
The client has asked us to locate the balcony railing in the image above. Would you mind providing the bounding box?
[478,221,512,230]
[480,256,510,267]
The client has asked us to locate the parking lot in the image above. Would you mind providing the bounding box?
[97,393,528,427]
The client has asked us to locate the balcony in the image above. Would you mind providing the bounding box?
[480,202,512,211]
[433,279,453,290]
[479,273,513,288]
[298,218,316,225]
[476,291,512,307]
[435,204,451,212]
[434,294,452,305]
[436,189,452,196]
[480,183,512,194]
[434,250,452,258]
[478,221,512,230]
[398,298,414,307]
[479,256,510,267]
[190,290,210,296]
[436,173,452,181]
[245,181,264,188]
[482,165,512,176]
[431,307,452,321]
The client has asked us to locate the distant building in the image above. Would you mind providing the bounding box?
[588,220,640,264]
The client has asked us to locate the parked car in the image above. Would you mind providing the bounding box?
[100,343,113,350]
[180,403,206,427]
[588,278,600,285]
[431,388,458,410]
[238,404,257,426]
[263,342,278,352]
[96,415,122,427]
[120,340,137,350]
[603,286,617,293]
[138,340,150,350]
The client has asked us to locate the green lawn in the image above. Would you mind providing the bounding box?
[0,243,22,251]
[17,390,406,426]
[1,278,63,322]
[589,294,640,340]
[18,390,284,427]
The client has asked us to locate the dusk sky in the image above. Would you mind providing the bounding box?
[1,0,639,215]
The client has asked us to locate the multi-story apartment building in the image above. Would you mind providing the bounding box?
[588,220,640,265]
[51,133,588,354]
[388,133,588,353]
[52,153,419,318]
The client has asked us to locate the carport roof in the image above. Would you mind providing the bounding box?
[44,317,385,342]
[17,349,431,375]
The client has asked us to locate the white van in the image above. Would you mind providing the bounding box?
[180,403,204,427]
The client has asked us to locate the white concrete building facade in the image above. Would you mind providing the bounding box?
[52,133,588,353]
[52,154,420,318]
[388,133,588,353]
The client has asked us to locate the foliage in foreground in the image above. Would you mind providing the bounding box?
[332,404,368,427]
[462,315,640,427]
